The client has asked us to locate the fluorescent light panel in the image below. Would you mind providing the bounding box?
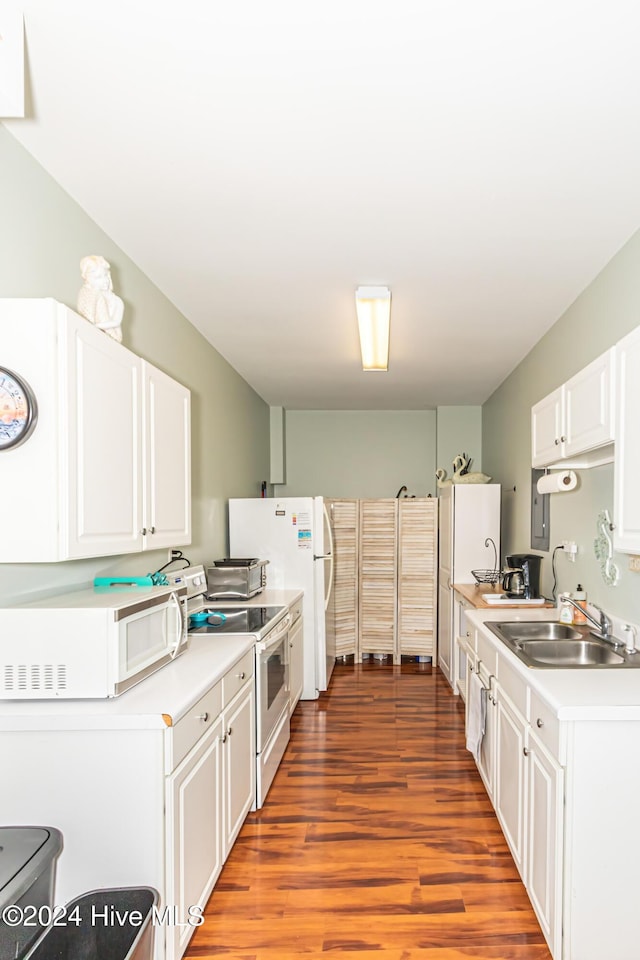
[355,286,391,371]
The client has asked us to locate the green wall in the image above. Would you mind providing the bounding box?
[436,406,483,482]
[274,410,438,499]
[483,229,640,621]
[0,126,270,603]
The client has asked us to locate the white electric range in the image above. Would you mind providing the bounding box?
[165,564,291,808]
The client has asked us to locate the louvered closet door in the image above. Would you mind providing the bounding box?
[358,499,397,659]
[328,499,359,660]
[397,498,438,658]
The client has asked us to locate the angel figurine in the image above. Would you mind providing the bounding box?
[77,255,124,343]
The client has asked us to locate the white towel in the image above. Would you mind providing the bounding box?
[466,671,487,762]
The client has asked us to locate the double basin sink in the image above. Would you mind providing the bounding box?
[485,620,640,669]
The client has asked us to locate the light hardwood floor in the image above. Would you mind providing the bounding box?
[186,661,552,960]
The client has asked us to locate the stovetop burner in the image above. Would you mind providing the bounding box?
[188,605,286,637]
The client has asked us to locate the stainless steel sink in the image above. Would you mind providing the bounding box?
[496,622,583,642]
[516,638,624,666]
[485,621,640,669]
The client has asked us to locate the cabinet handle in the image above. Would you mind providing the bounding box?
[560,436,567,443]
[554,438,560,446]
[227,726,232,737]
[290,641,293,647]
[149,526,156,534]
[237,671,246,680]
[196,712,209,723]
[141,527,147,536]
[222,733,227,743]
[523,747,530,757]
[536,717,544,728]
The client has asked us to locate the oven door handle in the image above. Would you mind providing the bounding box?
[257,614,291,653]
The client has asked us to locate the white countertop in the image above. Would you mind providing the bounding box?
[468,607,640,721]
[0,634,255,732]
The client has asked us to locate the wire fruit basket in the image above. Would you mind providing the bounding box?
[471,538,500,585]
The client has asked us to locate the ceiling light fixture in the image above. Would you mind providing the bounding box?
[355,286,391,372]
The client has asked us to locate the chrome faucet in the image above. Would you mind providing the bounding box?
[563,596,616,645]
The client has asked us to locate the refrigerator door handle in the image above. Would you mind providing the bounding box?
[322,503,334,611]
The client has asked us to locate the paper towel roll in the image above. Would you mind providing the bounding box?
[536,470,578,494]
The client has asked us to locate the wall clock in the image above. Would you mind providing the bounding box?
[0,367,38,450]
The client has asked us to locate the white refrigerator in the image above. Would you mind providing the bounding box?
[229,497,336,700]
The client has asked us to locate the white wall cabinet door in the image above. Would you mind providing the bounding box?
[0,298,191,562]
[531,388,564,468]
[564,348,615,459]
[222,682,255,857]
[166,718,223,960]
[495,691,527,876]
[531,349,614,468]
[65,310,144,557]
[142,361,191,550]
[526,735,564,959]
[614,326,640,553]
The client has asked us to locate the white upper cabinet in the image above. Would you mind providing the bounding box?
[0,298,191,562]
[531,348,615,468]
[142,361,191,550]
[614,325,640,554]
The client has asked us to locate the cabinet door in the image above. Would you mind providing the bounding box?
[531,387,564,467]
[358,499,397,658]
[166,719,223,960]
[222,683,255,857]
[64,308,143,557]
[476,671,496,801]
[527,736,564,958]
[437,581,452,681]
[564,348,614,458]
[614,327,640,553]
[142,361,191,550]
[397,498,437,659]
[495,691,527,876]
[288,616,304,712]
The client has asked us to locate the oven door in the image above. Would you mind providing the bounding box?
[256,616,290,752]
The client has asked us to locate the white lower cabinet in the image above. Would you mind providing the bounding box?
[288,600,304,713]
[467,623,640,960]
[465,635,563,956]
[437,579,453,682]
[526,732,564,959]
[495,691,527,877]
[166,718,223,960]
[0,646,255,960]
[221,678,255,853]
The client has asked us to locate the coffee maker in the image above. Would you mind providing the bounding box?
[504,554,542,599]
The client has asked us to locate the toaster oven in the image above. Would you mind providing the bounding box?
[205,558,268,599]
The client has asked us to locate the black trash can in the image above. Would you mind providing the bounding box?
[0,826,63,960]
[23,887,159,960]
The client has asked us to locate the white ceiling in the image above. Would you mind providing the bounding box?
[5,1,640,409]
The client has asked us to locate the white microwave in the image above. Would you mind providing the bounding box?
[0,584,188,699]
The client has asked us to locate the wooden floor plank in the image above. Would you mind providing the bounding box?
[185,662,552,960]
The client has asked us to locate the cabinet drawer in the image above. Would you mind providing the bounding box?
[497,654,528,718]
[529,690,560,759]
[223,649,255,707]
[476,629,498,675]
[168,682,222,771]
